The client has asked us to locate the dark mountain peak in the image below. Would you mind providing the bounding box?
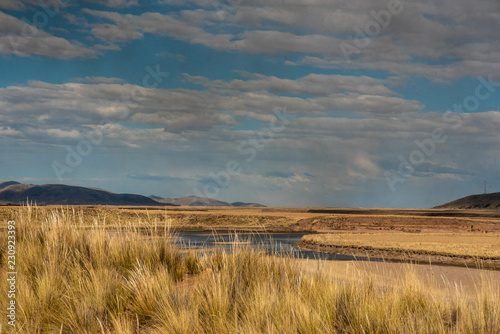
[434,192,500,209]
[149,195,232,206]
[0,181,265,207]
[149,195,266,207]
[0,181,20,191]
[0,182,171,206]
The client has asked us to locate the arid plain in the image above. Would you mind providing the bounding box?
[1,205,499,332]
[3,205,500,265]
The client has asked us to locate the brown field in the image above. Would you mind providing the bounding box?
[2,205,500,233]
[300,233,500,258]
[296,233,500,270]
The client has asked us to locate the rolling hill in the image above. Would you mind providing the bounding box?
[434,192,500,209]
[0,182,167,206]
[0,181,266,207]
[231,202,267,208]
[149,195,231,206]
[148,196,266,207]
[0,181,20,190]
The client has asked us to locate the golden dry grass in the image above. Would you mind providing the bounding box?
[302,233,500,258]
[0,205,499,333]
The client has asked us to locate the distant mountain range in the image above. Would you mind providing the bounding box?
[434,192,500,209]
[0,181,165,206]
[0,181,265,207]
[148,195,265,207]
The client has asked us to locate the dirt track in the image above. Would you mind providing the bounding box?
[295,258,500,299]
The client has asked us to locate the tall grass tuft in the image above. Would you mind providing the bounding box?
[0,205,498,333]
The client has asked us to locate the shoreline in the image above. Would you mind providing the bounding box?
[294,239,500,270]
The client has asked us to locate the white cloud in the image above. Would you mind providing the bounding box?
[81,0,500,80]
[0,80,235,137]
[0,68,426,156]
[0,12,95,58]
[3,80,500,207]
[73,77,126,84]
[185,72,395,96]
[0,0,68,10]
[0,126,22,136]
[184,72,424,116]
[287,57,500,82]
[45,128,82,139]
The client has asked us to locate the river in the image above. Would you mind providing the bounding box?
[173,231,377,262]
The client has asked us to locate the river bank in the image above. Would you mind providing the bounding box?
[295,237,500,270]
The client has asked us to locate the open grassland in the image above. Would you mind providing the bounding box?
[2,205,500,233]
[0,206,499,333]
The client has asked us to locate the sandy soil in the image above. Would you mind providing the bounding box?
[294,258,500,299]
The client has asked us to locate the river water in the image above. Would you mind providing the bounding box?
[173,232,376,262]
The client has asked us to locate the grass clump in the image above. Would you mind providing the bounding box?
[0,205,498,333]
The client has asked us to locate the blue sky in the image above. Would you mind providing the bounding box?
[1,0,500,208]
